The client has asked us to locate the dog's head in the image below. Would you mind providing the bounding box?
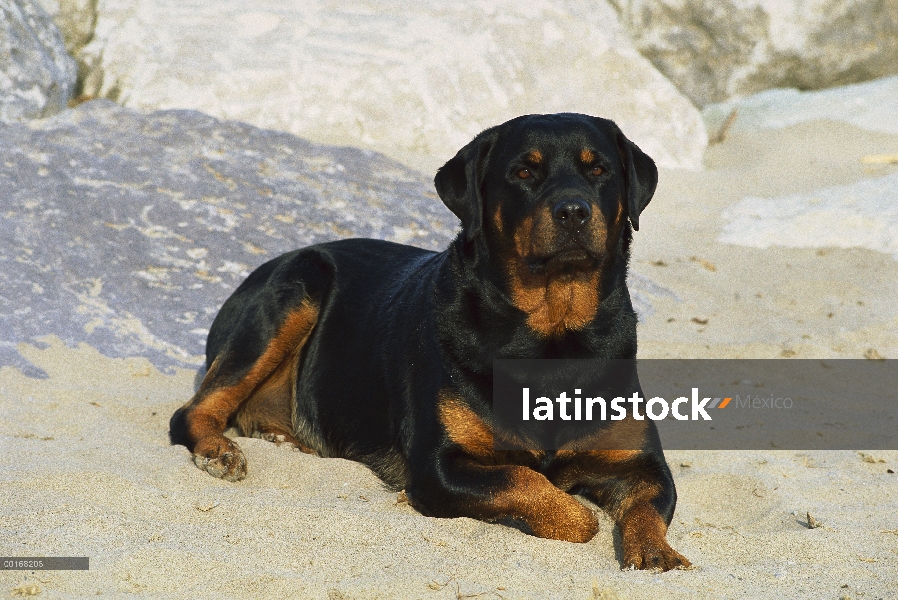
[435,114,657,337]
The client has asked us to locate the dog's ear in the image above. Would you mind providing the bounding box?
[434,128,497,241]
[612,126,658,232]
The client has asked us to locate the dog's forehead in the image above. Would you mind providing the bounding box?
[496,115,617,158]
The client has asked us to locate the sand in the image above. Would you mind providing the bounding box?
[2,115,898,599]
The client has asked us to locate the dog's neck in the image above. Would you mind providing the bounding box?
[436,232,636,362]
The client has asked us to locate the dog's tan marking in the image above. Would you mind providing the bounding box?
[507,252,601,338]
[234,342,316,454]
[515,270,600,337]
[507,213,597,337]
[436,390,597,542]
[560,416,647,455]
[503,198,616,336]
[617,486,691,571]
[608,481,661,523]
[491,204,504,236]
[551,447,690,571]
[512,214,535,258]
[438,392,494,461]
[580,148,595,164]
[550,419,647,490]
[605,195,625,255]
[496,466,599,542]
[554,448,641,466]
[182,299,319,476]
[527,149,543,164]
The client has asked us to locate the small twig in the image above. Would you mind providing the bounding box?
[427,576,503,599]
[709,108,738,144]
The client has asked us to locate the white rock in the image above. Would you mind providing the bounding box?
[610,0,898,106]
[0,0,76,121]
[719,172,898,259]
[76,0,706,170]
[703,76,898,138]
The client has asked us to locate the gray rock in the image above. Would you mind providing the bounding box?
[0,101,457,377]
[0,0,77,121]
[610,0,898,106]
[1,101,674,377]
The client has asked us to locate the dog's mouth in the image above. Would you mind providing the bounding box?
[524,242,599,274]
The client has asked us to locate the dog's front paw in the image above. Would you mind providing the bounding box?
[527,493,600,543]
[192,436,247,482]
[622,538,691,572]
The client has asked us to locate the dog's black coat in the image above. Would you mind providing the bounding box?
[171,113,689,571]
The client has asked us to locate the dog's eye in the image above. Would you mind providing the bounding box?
[516,168,532,180]
[589,166,604,176]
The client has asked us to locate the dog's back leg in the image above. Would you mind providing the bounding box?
[170,289,320,481]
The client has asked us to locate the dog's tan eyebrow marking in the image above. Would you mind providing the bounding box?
[580,149,595,163]
[526,150,543,164]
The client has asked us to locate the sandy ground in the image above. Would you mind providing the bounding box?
[2,117,898,599]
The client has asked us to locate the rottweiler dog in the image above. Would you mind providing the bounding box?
[170,113,690,571]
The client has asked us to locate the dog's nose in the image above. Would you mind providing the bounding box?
[552,199,591,231]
